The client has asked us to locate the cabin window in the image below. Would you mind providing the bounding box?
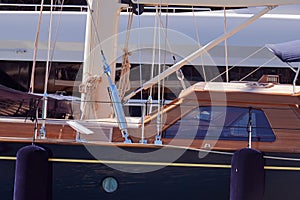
[163,106,275,142]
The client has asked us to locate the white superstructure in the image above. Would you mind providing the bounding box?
[0,5,299,68]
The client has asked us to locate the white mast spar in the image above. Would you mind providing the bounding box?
[81,0,126,119]
[80,0,132,142]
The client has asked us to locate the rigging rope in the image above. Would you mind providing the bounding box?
[137,1,143,102]
[209,46,266,82]
[29,0,65,93]
[44,0,54,96]
[161,5,168,101]
[149,7,159,101]
[85,0,104,51]
[118,49,132,100]
[39,0,54,139]
[118,12,133,100]
[224,7,229,82]
[154,3,165,144]
[48,0,66,77]
[192,6,207,82]
[239,56,276,81]
[79,74,102,120]
[29,0,44,93]
[157,4,162,136]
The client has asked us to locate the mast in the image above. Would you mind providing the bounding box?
[81,0,126,119]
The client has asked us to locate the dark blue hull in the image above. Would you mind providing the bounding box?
[1,141,300,200]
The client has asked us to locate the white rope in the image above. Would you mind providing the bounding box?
[149,7,159,100]
[48,0,65,72]
[85,0,104,51]
[39,0,54,138]
[239,56,276,81]
[157,4,162,136]
[154,3,164,144]
[209,46,266,82]
[44,0,54,96]
[192,6,207,82]
[29,0,65,94]
[224,7,229,82]
[118,12,133,100]
[79,74,102,120]
[136,2,143,101]
[124,12,133,51]
[118,50,132,100]
[161,5,169,100]
[29,0,44,93]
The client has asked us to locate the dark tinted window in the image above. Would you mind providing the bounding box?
[163,106,275,142]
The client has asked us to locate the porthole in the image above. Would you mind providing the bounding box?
[102,176,118,193]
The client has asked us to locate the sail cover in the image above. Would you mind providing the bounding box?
[266,40,300,63]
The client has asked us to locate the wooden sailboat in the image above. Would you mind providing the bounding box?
[1,0,300,199]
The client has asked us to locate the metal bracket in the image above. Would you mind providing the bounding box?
[154,135,162,145]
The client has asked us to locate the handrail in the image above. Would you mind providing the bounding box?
[123,6,212,13]
[144,6,212,12]
[293,67,300,94]
[0,3,87,12]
